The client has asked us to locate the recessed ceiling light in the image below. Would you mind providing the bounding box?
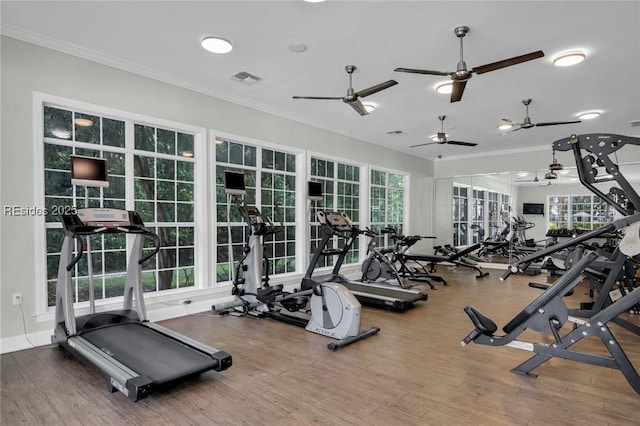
[363,102,376,113]
[552,50,586,67]
[435,81,453,94]
[517,172,528,177]
[497,123,513,131]
[74,118,93,127]
[289,43,308,53]
[304,0,326,3]
[201,36,233,54]
[577,110,601,120]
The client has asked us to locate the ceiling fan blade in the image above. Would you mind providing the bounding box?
[450,80,467,102]
[409,142,437,148]
[292,96,343,100]
[346,99,368,116]
[499,125,524,135]
[394,67,453,76]
[472,50,545,74]
[356,80,398,98]
[446,140,478,147]
[535,120,582,127]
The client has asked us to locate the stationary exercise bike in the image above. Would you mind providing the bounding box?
[212,172,379,350]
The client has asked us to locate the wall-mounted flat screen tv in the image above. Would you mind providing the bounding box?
[308,181,323,201]
[70,155,109,187]
[224,171,246,195]
[522,203,545,215]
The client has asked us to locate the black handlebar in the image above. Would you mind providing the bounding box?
[140,232,162,264]
[67,235,85,271]
[500,265,518,281]
[65,223,161,270]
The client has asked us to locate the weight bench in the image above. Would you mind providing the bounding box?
[462,250,640,394]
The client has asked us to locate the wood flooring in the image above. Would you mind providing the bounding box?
[2,266,639,425]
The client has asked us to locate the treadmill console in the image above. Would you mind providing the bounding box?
[77,208,132,227]
[62,208,145,235]
[317,211,353,232]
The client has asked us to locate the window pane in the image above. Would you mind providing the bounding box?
[103,118,125,147]
[134,124,155,152]
[74,112,100,143]
[44,106,72,140]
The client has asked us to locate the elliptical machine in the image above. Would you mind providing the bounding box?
[360,227,406,288]
[212,172,379,351]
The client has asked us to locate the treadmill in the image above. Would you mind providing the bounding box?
[303,211,427,312]
[54,208,232,401]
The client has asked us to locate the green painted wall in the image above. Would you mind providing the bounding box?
[0,36,434,343]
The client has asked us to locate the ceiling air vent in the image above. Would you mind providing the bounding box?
[231,71,262,85]
[630,120,640,128]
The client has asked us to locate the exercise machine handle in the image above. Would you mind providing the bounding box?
[67,235,85,271]
[140,231,162,265]
[500,265,518,281]
[212,299,245,313]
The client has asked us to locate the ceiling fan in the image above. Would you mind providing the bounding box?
[515,170,540,183]
[394,26,544,103]
[410,115,478,148]
[500,99,582,134]
[292,65,398,116]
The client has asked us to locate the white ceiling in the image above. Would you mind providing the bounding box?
[2,1,640,163]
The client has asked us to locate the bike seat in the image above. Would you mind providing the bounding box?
[463,306,498,336]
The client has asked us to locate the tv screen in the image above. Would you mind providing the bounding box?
[308,181,323,201]
[70,155,109,187]
[224,171,246,195]
[523,203,545,215]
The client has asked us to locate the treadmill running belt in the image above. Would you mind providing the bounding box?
[344,282,426,301]
[82,323,218,384]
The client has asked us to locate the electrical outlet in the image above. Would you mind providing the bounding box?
[12,293,22,305]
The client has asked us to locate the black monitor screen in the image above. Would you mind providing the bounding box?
[71,155,109,187]
[522,203,545,215]
[308,181,322,201]
[224,171,246,195]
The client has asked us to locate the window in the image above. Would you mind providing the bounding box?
[471,189,485,244]
[548,195,615,231]
[453,184,511,246]
[309,157,361,267]
[133,124,196,292]
[370,169,405,249]
[42,103,200,307]
[452,185,468,246]
[215,139,297,282]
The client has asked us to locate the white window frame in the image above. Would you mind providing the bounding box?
[307,151,368,268]
[33,93,207,319]
[211,130,306,282]
[368,165,410,252]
